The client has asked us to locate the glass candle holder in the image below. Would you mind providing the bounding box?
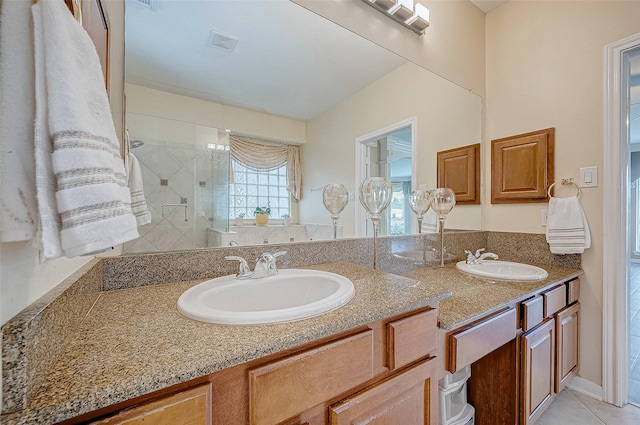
[359,177,393,269]
[408,189,431,234]
[430,188,456,267]
[322,183,349,239]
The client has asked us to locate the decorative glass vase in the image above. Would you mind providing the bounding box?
[408,189,431,234]
[430,188,456,267]
[359,177,393,269]
[322,184,349,239]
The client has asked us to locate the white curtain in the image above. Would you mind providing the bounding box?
[229,136,302,201]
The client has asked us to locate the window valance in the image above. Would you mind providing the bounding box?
[229,136,302,201]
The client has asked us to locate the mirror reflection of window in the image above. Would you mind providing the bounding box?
[230,160,290,220]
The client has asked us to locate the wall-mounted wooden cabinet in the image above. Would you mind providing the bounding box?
[437,144,480,205]
[491,128,554,204]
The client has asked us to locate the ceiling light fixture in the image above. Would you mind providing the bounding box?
[362,0,430,35]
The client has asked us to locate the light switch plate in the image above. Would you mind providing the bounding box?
[580,166,598,188]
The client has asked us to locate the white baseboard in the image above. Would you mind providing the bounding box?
[568,376,604,401]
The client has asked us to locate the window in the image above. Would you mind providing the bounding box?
[229,159,290,219]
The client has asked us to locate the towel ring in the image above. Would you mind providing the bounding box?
[547,179,581,198]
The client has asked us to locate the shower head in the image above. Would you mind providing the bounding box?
[130,139,144,149]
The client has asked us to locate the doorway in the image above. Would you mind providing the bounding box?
[354,118,417,237]
[603,33,640,407]
[626,46,640,406]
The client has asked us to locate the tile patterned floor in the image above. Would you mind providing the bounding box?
[630,263,640,406]
[536,389,640,424]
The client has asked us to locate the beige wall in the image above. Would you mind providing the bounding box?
[293,0,486,97]
[485,0,640,387]
[302,62,482,234]
[125,84,307,144]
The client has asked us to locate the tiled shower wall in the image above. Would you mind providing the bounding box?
[123,118,230,253]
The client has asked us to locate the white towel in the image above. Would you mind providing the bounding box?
[0,0,38,242]
[32,0,139,258]
[32,1,62,260]
[420,208,439,234]
[546,196,591,254]
[127,153,151,227]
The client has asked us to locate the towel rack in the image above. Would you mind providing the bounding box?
[547,178,581,198]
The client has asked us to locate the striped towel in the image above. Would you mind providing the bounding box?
[127,153,151,227]
[546,196,591,254]
[32,0,139,258]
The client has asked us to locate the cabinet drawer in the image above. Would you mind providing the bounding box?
[91,383,212,425]
[388,308,437,370]
[329,357,437,425]
[249,330,374,425]
[448,308,517,373]
[567,278,580,305]
[543,285,567,318]
[521,296,544,332]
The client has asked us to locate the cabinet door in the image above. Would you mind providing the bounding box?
[521,318,555,425]
[91,383,212,425]
[556,302,580,393]
[329,357,437,425]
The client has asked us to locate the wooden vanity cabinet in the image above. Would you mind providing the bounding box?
[72,306,439,425]
[329,357,437,425]
[519,278,580,425]
[89,383,212,425]
[555,302,580,393]
[461,277,581,425]
[520,318,555,425]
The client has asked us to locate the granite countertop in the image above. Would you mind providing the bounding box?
[9,260,582,424]
[12,262,449,424]
[398,262,583,330]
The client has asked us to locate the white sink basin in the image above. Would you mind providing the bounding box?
[177,269,354,324]
[456,260,548,281]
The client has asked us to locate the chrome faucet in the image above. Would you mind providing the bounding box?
[464,248,499,265]
[252,251,287,278]
[225,255,253,279]
[225,251,287,279]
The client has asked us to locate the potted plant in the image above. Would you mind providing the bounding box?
[254,202,271,226]
[282,213,292,226]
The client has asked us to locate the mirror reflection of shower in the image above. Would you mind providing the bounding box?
[122,116,230,254]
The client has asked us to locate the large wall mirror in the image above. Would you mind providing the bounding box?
[123,0,482,253]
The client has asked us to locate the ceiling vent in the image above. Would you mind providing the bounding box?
[131,0,158,11]
[209,30,239,53]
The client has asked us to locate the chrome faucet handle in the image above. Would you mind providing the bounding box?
[225,255,253,279]
[250,251,288,279]
[464,250,477,264]
[474,248,485,258]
